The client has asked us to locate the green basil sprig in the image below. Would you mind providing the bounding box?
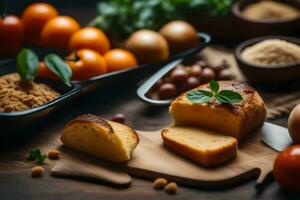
[187,80,243,104]
[44,54,72,87]
[16,49,72,87]
[26,149,46,164]
[16,48,39,81]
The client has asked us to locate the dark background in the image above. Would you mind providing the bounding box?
[0,0,298,199]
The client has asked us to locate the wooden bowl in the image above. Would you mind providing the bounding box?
[234,36,300,84]
[232,0,300,38]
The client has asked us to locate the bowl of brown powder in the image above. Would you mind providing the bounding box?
[232,0,300,38]
[235,36,300,84]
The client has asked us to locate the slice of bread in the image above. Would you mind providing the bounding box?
[161,126,238,167]
[170,81,266,140]
[60,114,139,162]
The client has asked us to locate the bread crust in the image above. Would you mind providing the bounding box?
[60,114,139,162]
[65,114,114,134]
[170,81,267,140]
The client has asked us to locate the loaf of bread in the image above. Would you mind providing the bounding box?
[170,81,266,140]
[60,114,139,162]
[161,126,238,166]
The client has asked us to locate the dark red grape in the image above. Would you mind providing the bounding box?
[218,69,233,80]
[111,113,125,123]
[158,83,177,99]
[189,64,202,78]
[187,77,200,89]
[201,68,215,82]
[170,68,188,85]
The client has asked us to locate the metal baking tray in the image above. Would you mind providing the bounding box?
[0,32,211,130]
[137,33,211,106]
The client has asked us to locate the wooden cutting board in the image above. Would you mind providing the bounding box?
[51,123,281,188]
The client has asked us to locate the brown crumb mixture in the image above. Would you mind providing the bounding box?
[0,73,60,112]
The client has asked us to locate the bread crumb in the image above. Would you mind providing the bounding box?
[31,166,45,177]
[0,73,60,112]
[47,149,60,159]
[164,182,178,194]
[153,178,168,190]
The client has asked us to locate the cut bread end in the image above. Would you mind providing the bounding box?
[161,126,238,167]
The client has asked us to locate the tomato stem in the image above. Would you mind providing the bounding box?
[65,51,80,62]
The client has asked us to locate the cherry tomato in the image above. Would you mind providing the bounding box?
[41,16,80,49]
[37,62,59,80]
[69,27,110,54]
[66,49,107,80]
[103,49,137,72]
[22,3,58,45]
[273,145,300,193]
[0,15,24,58]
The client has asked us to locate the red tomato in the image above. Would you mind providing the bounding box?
[37,62,59,80]
[0,15,24,58]
[66,49,107,80]
[22,3,58,45]
[273,145,300,193]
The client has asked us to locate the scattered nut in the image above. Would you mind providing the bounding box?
[31,166,45,177]
[153,177,168,190]
[47,149,60,159]
[164,182,178,194]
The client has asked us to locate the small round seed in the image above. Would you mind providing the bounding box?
[48,149,60,159]
[153,178,168,190]
[31,166,45,177]
[164,182,178,194]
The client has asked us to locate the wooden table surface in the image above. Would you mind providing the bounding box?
[0,0,298,199]
[0,79,297,200]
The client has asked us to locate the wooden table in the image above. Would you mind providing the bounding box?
[0,0,298,199]
[0,80,297,200]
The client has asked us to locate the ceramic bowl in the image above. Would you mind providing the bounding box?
[234,36,300,84]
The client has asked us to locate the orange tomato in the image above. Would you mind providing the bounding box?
[273,145,300,193]
[66,49,107,80]
[37,62,59,80]
[0,15,24,58]
[41,16,80,49]
[22,3,58,45]
[69,27,110,54]
[104,49,137,72]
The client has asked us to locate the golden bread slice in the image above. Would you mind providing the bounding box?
[60,114,139,162]
[170,81,266,140]
[161,126,238,166]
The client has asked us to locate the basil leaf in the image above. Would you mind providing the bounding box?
[216,90,243,104]
[210,80,219,95]
[26,149,39,160]
[187,90,213,103]
[36,154,47,164]
[16,48,39,81]
[44,54,72,87]
[26,149,46,164]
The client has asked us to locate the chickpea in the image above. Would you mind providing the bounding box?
[31,166,45,177]
[48,149,60,159]
[164,182,178,194]
[153,178,168,190]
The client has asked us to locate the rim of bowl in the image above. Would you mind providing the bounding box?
[235,36,300,69]
[232,0,300,24]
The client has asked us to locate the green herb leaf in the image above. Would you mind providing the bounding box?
[210,80,219,95]
[26,149,46,164]
[44,54,72,87]
[16,48,39,81]
[187,90,213,103]
[216,90,243,104]
[36,154,47,164]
